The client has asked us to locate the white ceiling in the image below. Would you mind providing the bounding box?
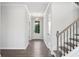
[26,2,48,14]
[1,2,49,15]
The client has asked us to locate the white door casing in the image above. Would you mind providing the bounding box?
[31,16,43,39]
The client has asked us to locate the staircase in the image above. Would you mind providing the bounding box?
[54,18,79,57]
[1,39,51,57]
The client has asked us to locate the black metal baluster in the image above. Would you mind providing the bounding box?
[76,22,78,47]
[67,30,68,53]
[73,24,75,49]
[56,31,59,51]
[60,34,62,56]
[70,27,71,51]
[64,32,65,56]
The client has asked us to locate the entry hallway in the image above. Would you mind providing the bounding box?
[0,2,79,57]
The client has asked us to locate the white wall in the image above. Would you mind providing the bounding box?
[0,3,1,48]
[43,4,52,52]
[51,2,79,54]
[1,4,30,49]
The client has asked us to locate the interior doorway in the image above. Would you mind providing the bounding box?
[31,16,43,39]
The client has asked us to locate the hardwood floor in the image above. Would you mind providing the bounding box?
[1,39,51,57]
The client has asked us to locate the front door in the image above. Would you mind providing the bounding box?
[31,17,43,39]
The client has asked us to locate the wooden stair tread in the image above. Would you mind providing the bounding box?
[74,34,79,36]
[65,42,76,47]
[70,38,79,42]
[60,46,69,53]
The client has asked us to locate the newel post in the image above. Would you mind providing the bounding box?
[56,31,59,51]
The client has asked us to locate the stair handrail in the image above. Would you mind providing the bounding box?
[58,18,79,35]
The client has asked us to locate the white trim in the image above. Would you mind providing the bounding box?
[29,15,32,40]
[43,3,51,15]
[24,5,31,16]
[0,47,26,49]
